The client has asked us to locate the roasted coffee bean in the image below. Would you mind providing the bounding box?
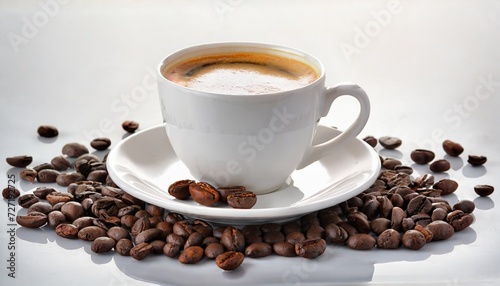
[134,209,151,219]
[2,187,20,199]
[467,155,487,166]
[166,233,186,246]
[163,242,182,258]
[427,220,454,240]
[281,222,302,236]
[56,172,85,186]
[189,182,220,206]
[433,179,459,196]
[116,238,133,256]
[394,165,413,175]
[429,159,451,173]
[33,163,55,172]
[120,214,138,228]
[413,174,435,188]
[402,218,415,231]
[295,238,327,258]
[245,242,272,258]
[431,208,448,221]
[346,233,376,250]
[390,207,406,231]
[173,220,195,238]
[346,212,370,234]
[50,155,71,171]
[28,201,53,214]
[150,240,167,254]
[178,246,204,264]
[18,194,39,208]
[131,217,151,236]
[202,236,219,246]
[218,186,246,203]
[216,251,244,271]
[442,140,464,157]
[220,226,245,252]
[36,169,61,183]
[273,241,297,257]
[362,136,378,147]
[155,221,173,235]
[130,242,152,260]
[410,149,435,164]
[382,158,402,170]
[263,231,285,244]
[46,192,74,205]
[184,232,205,249]
[205,243,225,259]
[62,142,89,158]
[168,179,195,200]
[324,223,347,244]
[37,125,59,137]
[60,201,85,222]
[376,229,401,249]
[165,212,185,224]
[135,228,166,245]
[20,168,37,183]
[227,191,257,209]
[446,210,474,232]
[414,225,433,242]
[286,231,306,244]
[407,195,432,216]
[90,137,111,150]
[33,186,56,199]
[474,184,494,197]
[122,120,139,133]
[6,155,33,168]
[55,223,79,238]
[78,226,107,241]
[453,200,475,213]
[91,237,116,253]
[16,212,47,228]
[402,230,426,250]
[107,226,130,241]
[379,136,402,149]
[72,216,95,230]
[370,218,391,235]
[361,198,380,220]
[87,170,108,184]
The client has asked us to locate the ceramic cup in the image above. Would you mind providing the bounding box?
[157,42,370,195]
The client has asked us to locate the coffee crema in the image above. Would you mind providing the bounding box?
[163,52,319,95]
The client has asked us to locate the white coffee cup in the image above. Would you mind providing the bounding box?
[157,42,370,195]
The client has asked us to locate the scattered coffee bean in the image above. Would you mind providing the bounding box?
[122,120,139,133]
[48,211,67,228]
[427,220,454,241]
[130,242,152,260]
[55,223,79,238]
[116,239,134,256]
[20,168,37,183]
[91,237,116,253]
[50,155,72,171]
[382,158,402,170]
[376,229,401,249]
[6,155,33,168]
[467,155,487,166]
[37,125,59,138]
[18,194,39,208]
[189,182,220,206]
[205,243,225,259]
[16,212,47,228]
[379,136,402,149]
[433,179,458,196]
[474,184,494,197]
[90,137,111,150]
[346,234,376,250]
[78,226,107,241]
[216,251,244,271]
[245,242,273,258]
[37,169,61,183]
[442,140,464,157]
[168,179,195,200]
[2,187,20,199]
[295,238,327,258]
[218,186,246,203]
[227,191,257,209]
[56,172,85,186]
[402,230,426,250]
[62,142,89,158]
[28,201,53,214]
[178,246,204,264]
[429,159,451,173]
[410,149,435,164]
[363,136,378,147]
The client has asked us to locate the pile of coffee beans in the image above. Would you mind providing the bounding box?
[5,125,495,272]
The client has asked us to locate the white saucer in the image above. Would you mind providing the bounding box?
[106,124,381,224]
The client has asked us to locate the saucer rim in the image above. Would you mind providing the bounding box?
[106,124,381,223]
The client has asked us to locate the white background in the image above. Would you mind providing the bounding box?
[1,0,499,285]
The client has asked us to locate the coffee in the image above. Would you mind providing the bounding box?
[163,52,319,95]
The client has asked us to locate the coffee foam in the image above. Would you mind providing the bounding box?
[164,52,319,95]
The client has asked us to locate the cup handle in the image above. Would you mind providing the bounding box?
[297,83,370,169]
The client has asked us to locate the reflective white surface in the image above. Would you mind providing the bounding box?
[1,1,500,285]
